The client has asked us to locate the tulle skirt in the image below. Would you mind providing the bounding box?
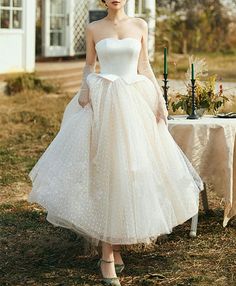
[28,73,204,246]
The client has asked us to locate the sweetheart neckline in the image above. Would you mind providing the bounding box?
[95,37,141,48]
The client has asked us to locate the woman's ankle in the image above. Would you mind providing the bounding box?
[101,241,114,261]
[112,245,121,251]
[101,254,114,261]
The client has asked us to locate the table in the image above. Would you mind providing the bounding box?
[168,115,236,227]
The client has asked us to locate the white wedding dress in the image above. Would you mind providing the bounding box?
[28,37,204,246]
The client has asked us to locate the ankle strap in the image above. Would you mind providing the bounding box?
[113,249,121,252]
[101,258,114,263]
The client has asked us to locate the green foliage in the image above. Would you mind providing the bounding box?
[156,0,232,53]
[5,73,60,95]
[171,75,230,115]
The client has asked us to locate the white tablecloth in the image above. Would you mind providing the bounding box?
[168,115,236,227]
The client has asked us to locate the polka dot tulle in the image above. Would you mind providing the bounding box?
[28,75,204,247]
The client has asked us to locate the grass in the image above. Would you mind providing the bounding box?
[0,90,236,285]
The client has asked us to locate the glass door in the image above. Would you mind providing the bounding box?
[43,0,71,57]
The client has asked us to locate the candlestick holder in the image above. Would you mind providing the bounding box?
[162,73,174,120]
[187,79,199,119]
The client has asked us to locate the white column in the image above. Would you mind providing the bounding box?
[24,0,36,72]
[126,0,135,16]
[69,0,75,56]
[41,0,47,57]
[145,0,156,61]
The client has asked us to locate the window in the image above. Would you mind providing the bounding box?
[135,0,145,16]
[0,0,23,29]
[49,0,66,46]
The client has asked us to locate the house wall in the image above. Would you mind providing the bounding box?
[0,31,23,73]
[0,0,36,74]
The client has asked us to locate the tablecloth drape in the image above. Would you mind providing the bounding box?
[168,115,236,227]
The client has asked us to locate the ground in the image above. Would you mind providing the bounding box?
[0,91,236,286]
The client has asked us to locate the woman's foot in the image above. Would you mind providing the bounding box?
[100,258,117,278]
[98,242,121,284]
[97,259,121,285]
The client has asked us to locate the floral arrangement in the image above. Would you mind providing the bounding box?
[171,56,229,116]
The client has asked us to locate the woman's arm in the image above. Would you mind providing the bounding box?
[137,19,168,125]
[78,24,97,108]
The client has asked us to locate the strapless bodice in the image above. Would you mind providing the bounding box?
[91,37,146,84]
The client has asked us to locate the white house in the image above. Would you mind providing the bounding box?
[0,0,36,73]
[0,0,156,74]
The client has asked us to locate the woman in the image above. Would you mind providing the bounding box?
[28,0,204,285]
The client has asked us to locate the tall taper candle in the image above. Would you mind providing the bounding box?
[164,47,167,74]
[191,63,194,80]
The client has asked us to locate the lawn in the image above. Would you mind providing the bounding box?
[0,91,236,286]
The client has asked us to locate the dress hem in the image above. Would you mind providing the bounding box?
[27,194,199,247]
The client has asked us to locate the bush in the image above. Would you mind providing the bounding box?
[5,73,60,95]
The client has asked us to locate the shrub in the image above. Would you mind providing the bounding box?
[5,73,60,95]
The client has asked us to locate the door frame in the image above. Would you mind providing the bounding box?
[42,0,72,57]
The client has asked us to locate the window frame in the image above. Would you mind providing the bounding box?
[0,0,23,30]
[49,0,66,47]
[134,0,146,17]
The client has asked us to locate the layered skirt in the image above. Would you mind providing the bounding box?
[28,73,204,246]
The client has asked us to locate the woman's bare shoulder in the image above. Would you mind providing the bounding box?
[132,17,148,28]
[86,18,106,31]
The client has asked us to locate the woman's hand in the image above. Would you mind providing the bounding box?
[78,99,91,109]
[156,111,168,126]
[78,97,90,108]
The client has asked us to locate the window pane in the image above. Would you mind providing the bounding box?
[50,0,64,15]
[0,9,10,28]
[135,1,138,14]
[13,0,22,7]
[0,0,10,6]
[142,0,145,13]
[50,32,63,46]
[50,16,63,30]
[13,10,22,28]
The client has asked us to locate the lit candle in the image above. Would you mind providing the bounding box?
[164,47,167,74]
[191,63,194,80]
